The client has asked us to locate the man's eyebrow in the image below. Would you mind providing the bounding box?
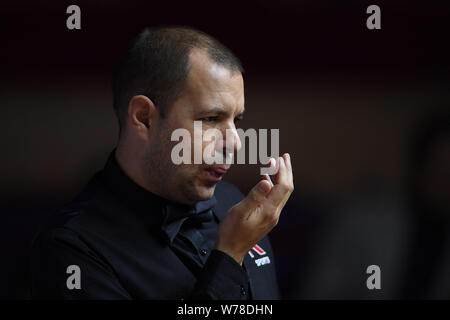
[197,107,245,117]
[197,107,228,116]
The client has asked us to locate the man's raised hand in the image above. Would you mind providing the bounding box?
[215,153,294,265]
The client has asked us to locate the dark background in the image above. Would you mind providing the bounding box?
[1,0,449,299]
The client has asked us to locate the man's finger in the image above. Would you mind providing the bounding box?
[283,153,293,186]
[270,157,281,185]
[263,174,274,187]
[265,157,292,207]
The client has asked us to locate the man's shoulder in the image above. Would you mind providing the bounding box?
[32,225,87,254]
[30,174,113,272]
[33,173,107,245]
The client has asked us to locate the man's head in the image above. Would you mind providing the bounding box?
[113,26,245,205]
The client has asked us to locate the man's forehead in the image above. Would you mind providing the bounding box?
[187,49,242,87]
[185,49,244,113]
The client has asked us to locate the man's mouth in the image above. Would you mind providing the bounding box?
[204,167,228,181]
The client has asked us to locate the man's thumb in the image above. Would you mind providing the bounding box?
[238,180,272,212]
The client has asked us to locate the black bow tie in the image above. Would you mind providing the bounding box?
[186,208,214,225]
[186,196,217,224]
[160,196,217,244]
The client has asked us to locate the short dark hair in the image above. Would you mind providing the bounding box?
[112,25,244,131]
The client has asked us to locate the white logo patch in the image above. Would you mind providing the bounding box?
[255,256,271,267]
[248,244,271,267]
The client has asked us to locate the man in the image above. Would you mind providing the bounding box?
[30,26,294,299]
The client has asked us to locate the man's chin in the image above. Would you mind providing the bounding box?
[193,183,217,201]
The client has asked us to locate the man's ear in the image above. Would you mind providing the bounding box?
[127,95,157,140]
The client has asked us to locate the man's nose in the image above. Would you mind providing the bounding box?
[221,126,241,154]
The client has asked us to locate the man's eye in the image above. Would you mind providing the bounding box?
[202,117,217,122]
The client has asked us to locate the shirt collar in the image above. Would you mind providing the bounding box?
[100,150,217,242]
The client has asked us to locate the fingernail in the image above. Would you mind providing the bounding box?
[258,182,268,192]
